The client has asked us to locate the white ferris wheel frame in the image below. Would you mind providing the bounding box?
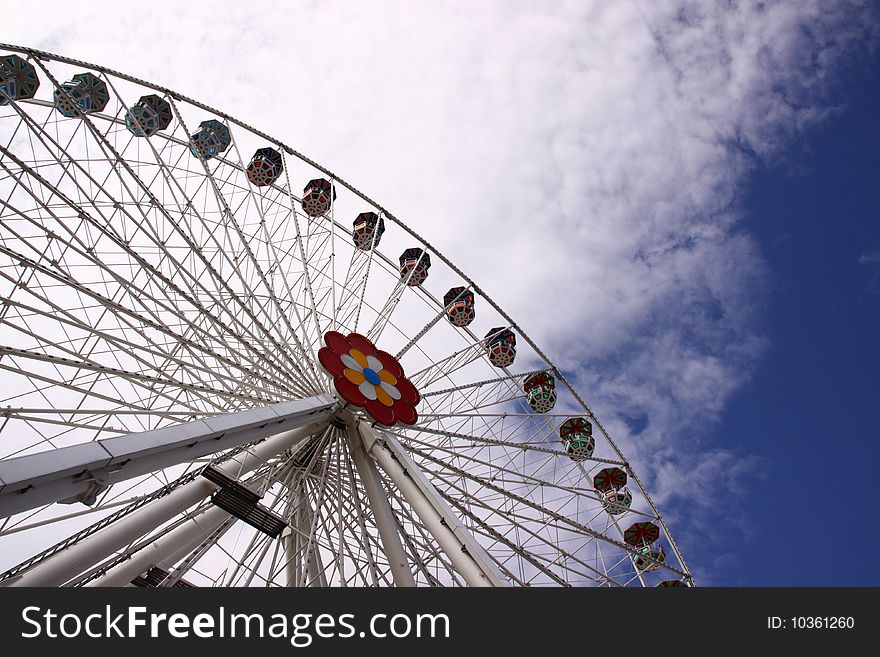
[0,43,693,588]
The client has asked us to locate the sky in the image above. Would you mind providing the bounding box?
[4,0,880,585]
[712,60,880,585]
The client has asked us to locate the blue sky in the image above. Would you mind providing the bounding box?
[700,52,880,585]
[5,0,880,585]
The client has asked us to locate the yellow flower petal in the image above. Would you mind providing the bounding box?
[349,348,368,369]
[378,369,398,386]
[344,368,365,385]
[375,385,394,407]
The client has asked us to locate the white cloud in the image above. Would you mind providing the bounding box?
[4,0,877,581]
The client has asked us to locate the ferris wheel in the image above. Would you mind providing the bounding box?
[0,44,693,588]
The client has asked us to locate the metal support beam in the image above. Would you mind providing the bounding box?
[85,505,229,587]
[0,395,335,517]
[85,463,284,587]
[294,492,328,587]
[345,422,416,587]
[356,421,506,587]
[5,415,331,587]
[281,483,329,587]
[281,525,300,587]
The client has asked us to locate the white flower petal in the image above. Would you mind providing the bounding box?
[341,354,363,371]
[358,381,378,400]
[380,381,401,400]
[366,355,383,372]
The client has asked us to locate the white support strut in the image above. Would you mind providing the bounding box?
[355,421,506,587]
[4,411,333,587]
[86,505,229,587]
[0,395,336,518]
[292,491,329,587]
[85,463,292,587]
[345,421,416,587]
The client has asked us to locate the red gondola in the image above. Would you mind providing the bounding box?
[247,147,284,187]
[353,212,385,250]
[302,178,336,217]
[485,327,516,368]
[444,287,475,327]
[399,248,431,286]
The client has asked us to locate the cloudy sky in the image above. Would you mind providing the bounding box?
[6,0,879,584]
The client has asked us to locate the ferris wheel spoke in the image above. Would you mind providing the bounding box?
[420,369,545,400]
[331,436,347,585]
[0,411,130,439]
[0,229,303,406]
[0,228,284,404]
[275,151,325,349]
[421,468,590,586]
[401,434,657,541]
[224,489,298,587]
[420,472,616,587]
[416,410,586,477]
[327,183,338,332]
[420,377,538,419]
[0,141,310,398]
[413,454,617,586]
[299,481,383,588]
[0,233,300,408]
[427,391,525,422]
[250,212,325,389]
[395,285,474,360]
[337,435,383,586]
[0,494,146,539]
[320,498,396,588]
[293,435,335,587]
[396,439,687,579]
[410,392,592,532]
[181,120,320,391]
[0,294,285,405]
[322,210,432,335]
[225,463,301,581]
[0,345,269,407]
[281,225,396,344]
[399,424,625,468]
[302,492,341,588]
[266,432,339,586]
[334,250,372,333]
[0,356,198,435]
[381,484,465,586]
[333,225,377,333]
[395,430,616,506]
[407,340,487,389]
[299,251,346,344]
[366,247,429,343]
[29,92,313,393]
[403,439,587,525]
[303,478,350,587]
[222,489,290,586]
[300,230,339,333]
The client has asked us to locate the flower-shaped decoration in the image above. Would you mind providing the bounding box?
[318,331,420,426]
